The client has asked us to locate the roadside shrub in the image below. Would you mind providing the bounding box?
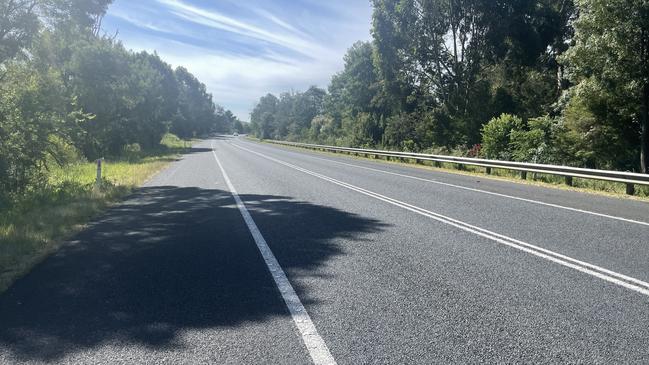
[0,63,70,194]
[509,116,555,163]
[480,113,524,160]
[123,143,142,161]
[401,139,418,152]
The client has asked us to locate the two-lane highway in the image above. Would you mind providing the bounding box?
[1,136,648,363]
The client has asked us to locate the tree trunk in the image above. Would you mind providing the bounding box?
[641,84,649,173]
[642,115,648,174]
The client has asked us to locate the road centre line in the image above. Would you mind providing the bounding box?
[241,140,649,227]
[211,141,336,365]
[231,142,649,298]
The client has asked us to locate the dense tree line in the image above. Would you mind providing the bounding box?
[251,0,649,173]
[250,86,327,140]
[0,0,241,194]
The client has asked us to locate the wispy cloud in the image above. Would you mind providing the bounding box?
[110,9,183,36]
[103,0,372,120]
[253,8,304,35]
[157,0,324,57]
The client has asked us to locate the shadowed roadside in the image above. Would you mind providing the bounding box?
[0,186,384,363]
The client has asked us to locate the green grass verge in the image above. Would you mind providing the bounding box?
[253,138,649,201]
[0,134,193,293]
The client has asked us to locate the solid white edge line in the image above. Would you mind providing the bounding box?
[241,139,649,227]
[231,142,649,298]
[210,141,336,365]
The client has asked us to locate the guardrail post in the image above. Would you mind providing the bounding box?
[433,161,441,168]
[565,176,573,186]
[520,171,527,180]
[485,167,491,175]
[626,183,635,195]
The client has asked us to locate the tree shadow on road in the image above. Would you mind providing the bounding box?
[0,186,386,362]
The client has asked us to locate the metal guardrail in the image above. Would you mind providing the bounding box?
[266,140,649,195]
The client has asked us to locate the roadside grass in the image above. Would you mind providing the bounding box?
[0,133,193,293]
[255,138,649,201]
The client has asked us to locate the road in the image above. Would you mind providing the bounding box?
[1,136,649,364]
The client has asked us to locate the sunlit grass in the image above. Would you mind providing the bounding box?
[0,134,191,293]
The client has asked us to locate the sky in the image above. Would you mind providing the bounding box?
[102,0,373,122]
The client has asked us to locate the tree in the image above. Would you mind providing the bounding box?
[309,114,335,142]
[0,61,80,192]
[326,41,385,144]
[290,86,326,135]
[173,66,217,138]
[0,0,40,63]
[128,51,179,149]
[274,92,296,138]
[233,119,249,134]
[0,0,236,195]
[0,0,112,64]
[561,0,649,172]
[64,36,140,156]
[370,0,575,147]
[250,93,278,139]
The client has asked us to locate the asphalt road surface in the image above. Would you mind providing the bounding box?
[1,136,649,364]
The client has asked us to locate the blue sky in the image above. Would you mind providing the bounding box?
[103,0,373,121]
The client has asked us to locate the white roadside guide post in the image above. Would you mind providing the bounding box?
[95,158,103,188]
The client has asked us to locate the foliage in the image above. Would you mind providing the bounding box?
[369,0,573,146]
[233,119,251,134]
[510,116,562,164]
[0,0,40,63]
[249,0,647,174]
[250,88,326,140]
[560,0,649,172]
[0,61,75,193]
[0,0,243,196]
[480,114,524,160]
[309,115,336,142]
[172,66,221,139]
